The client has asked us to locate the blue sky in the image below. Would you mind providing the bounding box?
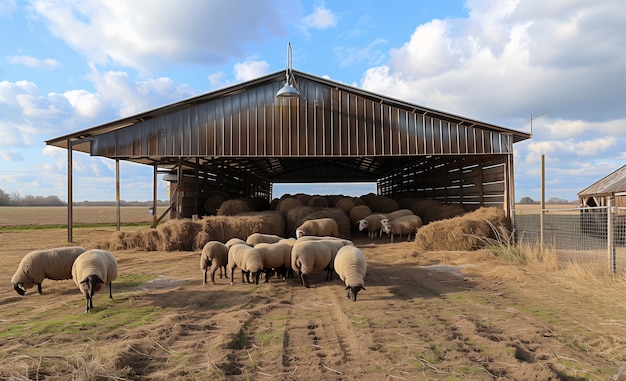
[1,1,625,203]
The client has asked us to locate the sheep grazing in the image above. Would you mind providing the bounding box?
[225,238,247,248]
[334,245,367,301]
[357,213,389,239]
[71,249,118,313]
[200,241,229,285]
[295,218,339,238]
[291,239,352,288]
[246,233,284,246]
[255,242,294,281]
[11,246,86,296]
[382,214,423,242]
[227,244,264,285]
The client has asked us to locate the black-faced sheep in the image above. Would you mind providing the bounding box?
[357,213,389,239]
[227,244,264,285]
[295,218,339,238]
[255,242,294,281]
[11,246,86,296]
[382,214,423,242]
[200,241,229,285]
[291,239,352,288]
[71,249,118,313]
[246,233,284,246]
[334,245,367,301]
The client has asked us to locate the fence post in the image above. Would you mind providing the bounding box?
[608,198,615,273]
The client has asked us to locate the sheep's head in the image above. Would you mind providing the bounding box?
[13,282,26,296]
[357,219,368,231]
[80,275,104,297]
[382,223,392,234]
[346,285,365,301]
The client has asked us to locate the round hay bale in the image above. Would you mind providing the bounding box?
[349,205,372,224]
[217,199,252,216]
[286,206,317,237]
[293,193,312,206]
[334,197,356,214]
[203,194,227,215]
[414,207,510,251]
[308,195,329,208]
[380,198,400,213]
[269,198,281,210]
[326,195,344,207]
[276,197,303,214]
[251,197,270,211]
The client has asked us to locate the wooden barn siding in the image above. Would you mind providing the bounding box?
[90,79,513,160]
[378,155,508,210]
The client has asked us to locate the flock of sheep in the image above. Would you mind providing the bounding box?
[11,247,118,312]
[10,197,427,309]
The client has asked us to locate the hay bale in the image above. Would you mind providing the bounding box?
[349,205,372,224]
[414,207,510,251]
[293,193,312,206]
[335,197,356,214]
[107,229,162,251]
[203,193,229,215]
[308,195,329,208]
[276,197,303,214]
[286,206,317,237]
[407,199,466,224]
[217,199,252,216]
[380,198,400,213]
[157,219,202,251]
[193,211,286,248]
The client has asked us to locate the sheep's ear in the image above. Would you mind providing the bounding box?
[80,278,89,285]
[361,286,366,291]
[345,286,350,290]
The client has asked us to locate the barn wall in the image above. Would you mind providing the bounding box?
[378,154,509,210]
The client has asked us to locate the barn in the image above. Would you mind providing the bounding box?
[578,164,626,208]
[46,69,531,232]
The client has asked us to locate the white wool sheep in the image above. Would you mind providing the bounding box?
[295,218,339,238]
[71,249,118,313]
[255,242,293,281]
[225,238,247,248]
[278,237,297,246]
[334,245,367,301]
[382,214,423,242]
[357,213,389,239]
[246,233,284,246]
[11,246,86,296]
[385,209,414,221]
[227,244,264,285]
[291,239,352,288]
[200,241,229,285]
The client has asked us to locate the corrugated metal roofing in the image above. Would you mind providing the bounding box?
[45,70,530,183]
[578,164,626,197]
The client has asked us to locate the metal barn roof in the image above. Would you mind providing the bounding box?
[578,164,626,197]
[46,70,531,184]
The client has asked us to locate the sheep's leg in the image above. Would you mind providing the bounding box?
[108,282,113,299]
[210,267,216,284]
[85,293,91,313]
[37,283,42,294]
[229,267,235,285]
[300,272,309,288]
[203,268,208,285]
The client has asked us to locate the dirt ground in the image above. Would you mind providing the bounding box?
[2,227,626,380]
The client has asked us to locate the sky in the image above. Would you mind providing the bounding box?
[1,0,625,203]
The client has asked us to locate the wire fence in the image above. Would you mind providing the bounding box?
[513,206,626,272]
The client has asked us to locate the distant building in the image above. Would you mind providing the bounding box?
[578,164,626,209]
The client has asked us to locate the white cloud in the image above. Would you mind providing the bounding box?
[301,3,337,31]
[335,38,388,68]
[234,60,270,81]
[8,55,61,69]
[0,149,23,162]
[30,0,300,72]
[63,89,106,118]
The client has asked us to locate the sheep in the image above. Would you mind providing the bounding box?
[381,214,423,242]
[291,239,352,288]
[385,208,414,221]
[71,249,118,313]
[246,233,284,246]
[200,241,229,285]
[11,246,86,296]
[295,218,339,238]
[227,244,264,285]
[225,237,247,248]
[334,245,367,301]
[357,213,389,239]
[255,242,293,281]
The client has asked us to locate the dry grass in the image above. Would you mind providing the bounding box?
[0,206,167,227]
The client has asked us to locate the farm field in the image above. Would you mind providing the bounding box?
[2,212,626,379]
[0,206,168,227]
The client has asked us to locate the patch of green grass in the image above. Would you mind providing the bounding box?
[115,274,158,290]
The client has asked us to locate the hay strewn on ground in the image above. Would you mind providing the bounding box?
[414,207,511,251]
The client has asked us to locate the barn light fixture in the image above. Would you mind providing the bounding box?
[276,42,300,98]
